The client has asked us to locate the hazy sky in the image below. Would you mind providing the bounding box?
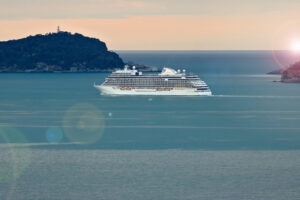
[0,0,300,50]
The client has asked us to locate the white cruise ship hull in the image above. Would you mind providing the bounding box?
[94,85,212,96]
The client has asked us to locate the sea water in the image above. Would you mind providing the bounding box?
[0,51,300,200]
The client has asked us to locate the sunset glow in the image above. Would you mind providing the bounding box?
[291,40,300,53]
[0,0,300,50]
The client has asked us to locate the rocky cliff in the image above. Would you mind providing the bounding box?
[281,61,300,82]
[0,32,124,72]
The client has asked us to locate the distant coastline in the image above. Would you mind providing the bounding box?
[268,62,300,82]
[0,61,160,73]
[267,68,286,75]
[280,61,300,82]
[0,31,159,73]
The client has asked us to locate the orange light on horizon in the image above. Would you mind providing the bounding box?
[291,40,300,53]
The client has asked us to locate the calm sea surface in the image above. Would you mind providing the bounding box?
[0,51,300,199]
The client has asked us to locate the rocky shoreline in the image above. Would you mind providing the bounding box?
[0,32,125,73]
[0,62,160,73]
[0,66,111,73]
[280,61,300,82]
[267,68,286,75]
[0,32,161,73]
[268,62,300,82]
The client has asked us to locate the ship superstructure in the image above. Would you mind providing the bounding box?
[94,66,212,96]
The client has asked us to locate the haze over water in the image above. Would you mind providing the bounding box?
[1,50,300,200]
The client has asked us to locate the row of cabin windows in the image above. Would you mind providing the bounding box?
[105,79,194,87]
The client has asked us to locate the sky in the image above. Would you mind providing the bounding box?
[0,0,300,50]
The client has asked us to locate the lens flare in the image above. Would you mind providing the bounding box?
[63,103,105,144]
[270,21,300,69]
[0,127,31,200]
[0,127,31,182]
[46,127,63,143]
[291,40,300,53]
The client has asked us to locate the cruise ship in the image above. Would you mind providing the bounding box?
[94,66,212,96]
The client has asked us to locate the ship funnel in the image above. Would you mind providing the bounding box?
[133,66,136,70]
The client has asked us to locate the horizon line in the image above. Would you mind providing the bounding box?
[114,49,293,51]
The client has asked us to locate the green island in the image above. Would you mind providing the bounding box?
[280,61,300,82]
[268,61,300,82]
[0,31,158,72]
